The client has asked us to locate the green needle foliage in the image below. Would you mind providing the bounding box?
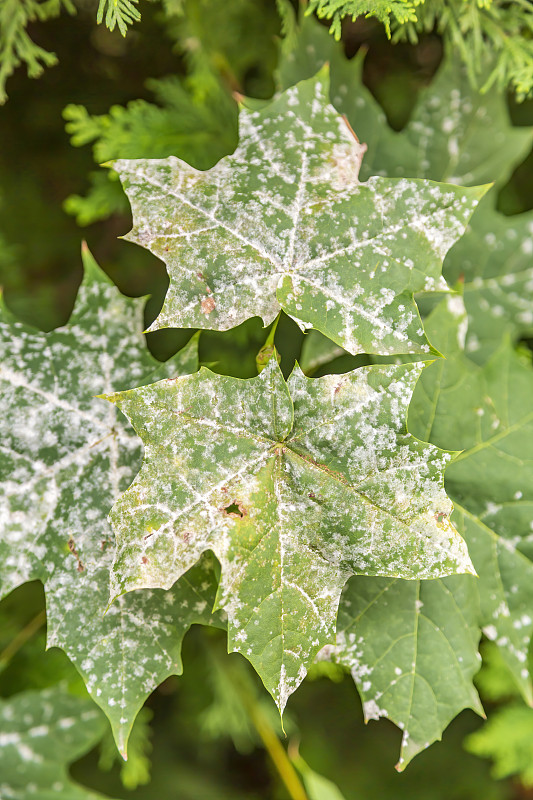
[96,0,141,36]
[307,0,533,98]
[63,74,238,226]
[0,0,74,103]
[307,0,418,37]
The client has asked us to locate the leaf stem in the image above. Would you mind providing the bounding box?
[0,609,46,670]
[206,638,309,800]
[240,691,309,800]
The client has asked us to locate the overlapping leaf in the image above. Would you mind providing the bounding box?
[309,303,486,769]
[278,15,533,189]
[114,70,485,356]
[409,299,533,702]
[309,245,533,764]
[279,17,533,367]
[0,685,112,799]
[107,357,473,713]
[320,572,482,770]
[444,195,533,363]
[281,16,533,370]
[0,248,224,755]
[333,58,532,188]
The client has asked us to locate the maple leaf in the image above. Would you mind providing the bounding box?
[0,247,223,755]
[279,15,533,188]
[113,70,485,356]
[444,195,533,363]
[107,357,473,713]
[283,16,533,375]
[409,298,533,702]
[321,573,483,769]
[0,685,112,799]
[306,267,533,766]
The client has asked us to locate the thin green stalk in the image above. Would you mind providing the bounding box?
[240,691,309,800]
[206,638,309,800]
[0,609,46,670]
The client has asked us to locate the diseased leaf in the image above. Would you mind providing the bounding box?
[0,685,113,799]
[279,15,533,188]
[409,298,533,702]
[278,14,533,367]
[321,573,482,770]
[114,70,485,356]
[444,195,533,363]
[334,56,533,187]
[107,357,473,714]
[0,247,224,755]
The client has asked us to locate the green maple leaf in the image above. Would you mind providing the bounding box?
[277,16,533,766]
[333,56,532,188]
[0,247,224,755]
[322,573,482,770]
[409,298,533,703]
[279,15,533,188]
[280,16,533,374]
[444,195,533,363]
[0,685,113,799]
[113,70,485,356]
[106,357,473,713]
[310,267,533,766]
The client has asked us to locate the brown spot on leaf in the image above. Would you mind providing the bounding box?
[67,536,84,573]
[201,296,216,316]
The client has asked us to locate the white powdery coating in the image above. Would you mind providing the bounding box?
[108,358,473,712]
[114,73,482,356]
[0,686,103,796]
[454,206,533,360]
[445,294,468,349]
[316,575,483,768]
[0,265,219,755]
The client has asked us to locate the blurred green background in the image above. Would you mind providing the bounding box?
[2,1,533,797]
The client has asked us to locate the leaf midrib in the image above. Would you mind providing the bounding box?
[451,409,533,464]
[155,407,435,537]
[130,161,466,292]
